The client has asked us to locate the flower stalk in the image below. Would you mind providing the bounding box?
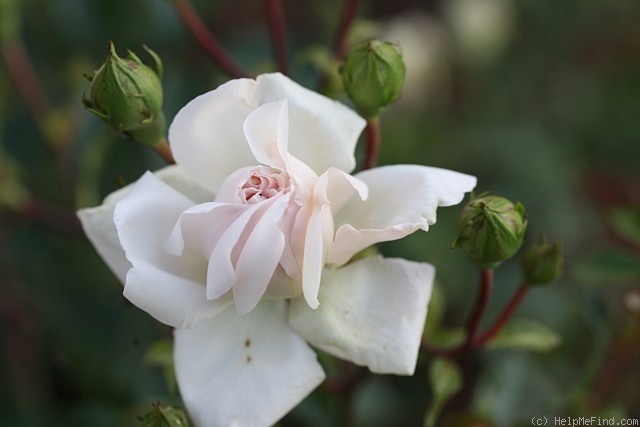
[464,269,493,349]
[266,0,289,75]
[333,0,360,60]
[474,284,529,347]
[172,0,247,78]
[364,117,380,170]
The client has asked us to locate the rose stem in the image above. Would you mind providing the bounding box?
[464,269,494,350]
[363,117,380,170]
[333,0,360,60]
[266,0,289,75]
[172,0,248,79]
[1,40,50,123]
[2,36,76,204]
[154,138,176,165]
[588,319,640,410]
[473,284,529,348]
[317,0,360,92]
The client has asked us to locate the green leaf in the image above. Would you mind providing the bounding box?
[610,206,640,246]
[144,338,177,392]
[574,248,640,286]
[425,328,466,348]
[138,403,190,427]
[485,319,561,352]
[423,282,445,338]
[424,358,463,427]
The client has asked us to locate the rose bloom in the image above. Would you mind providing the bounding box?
[78,73,476,427]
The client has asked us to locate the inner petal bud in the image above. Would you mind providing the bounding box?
[239,166,291,204]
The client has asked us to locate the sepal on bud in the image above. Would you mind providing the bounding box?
[83,42,164,145]
[452,194,527,269]
[138,402,189,427]
[340,40,406,118]
[521,235,563,286]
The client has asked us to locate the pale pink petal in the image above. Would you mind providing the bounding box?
[233,197,287,314]
[206,203,261,300]
[301,205,331,309]
[289,256,435,375]
[174,300,325,427]
[164,202,244,259]
[328,165,476,265]
[254,73,366,174]
[168,78,257,192]
[243,100,289,169]
[318,167,368,213]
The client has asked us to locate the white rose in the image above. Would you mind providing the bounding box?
[78,73,476,427]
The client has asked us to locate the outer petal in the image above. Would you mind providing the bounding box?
[169,78,258,191]
[289,256,435,375]
[77,165,209,283]
[328,165,476,265]
[114,171,228,328]
[174,300,325,427]
[253,73,366,175]
[77,185,131,283]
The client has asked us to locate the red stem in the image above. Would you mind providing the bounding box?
[1,40,51,123]
[364,117,380,170]
[173,0,247,79]
[266,0,289,75]
[464,269,494,349]
[474,285,529,347]
[333,0,360,60]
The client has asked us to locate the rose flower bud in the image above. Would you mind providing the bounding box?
[340,40,406,118]
[83,42,165,146]
[452,194,527,269]
[521,235,563,286]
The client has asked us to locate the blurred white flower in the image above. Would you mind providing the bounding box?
[78,73,476,427]
[444,0,517,66]
[378,13,451,110]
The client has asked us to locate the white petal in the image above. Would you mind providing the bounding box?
[289,256,435,375]
[169,78,258,192]
[77,186,132,283]
[328,165,476,265]
[233,197,287,314]
[243,99,289,169]
[114,171,222,328]
[77,165,206,283]
[254,73,366,174]
[174,300,325,427]
[124,265,232,329]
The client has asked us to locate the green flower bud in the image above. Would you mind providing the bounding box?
[340,40,406,118]
[452,194,527,269]
[83,42,164,145]
[138,402,189,427]
[522,235,563,286]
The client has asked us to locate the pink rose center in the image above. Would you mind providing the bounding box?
[239,166,291,204]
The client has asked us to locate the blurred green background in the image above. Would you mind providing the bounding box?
[1,0,640,426]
